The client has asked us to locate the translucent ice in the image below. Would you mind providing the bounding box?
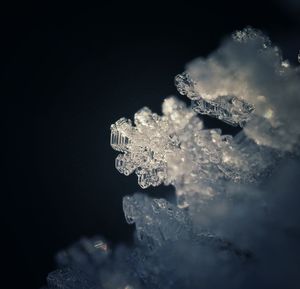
[123,193,252,258]
[175,72,255,127]
[46,268,97,289]
[122,194,253,289]
[44,27,300,289]
[55,236,110,275]
[45,236,142,289]
[175,27,300,151]
[123,193,191,248]
[111,97,277,202]
[110,97,196,189]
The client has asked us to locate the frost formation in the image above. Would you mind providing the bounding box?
[111,96,277,204]
[175,27,300,151]
[44,28,300,289]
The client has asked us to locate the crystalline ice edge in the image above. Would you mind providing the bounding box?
[174,28,268,128]
[175,72,255,127]
[110,96,277,203]
[123,193,252,257]
[43,27,300,289]
[175,27,300,151]
[123,193,191,248]
[122,193,253,289]
[45,236,142,289]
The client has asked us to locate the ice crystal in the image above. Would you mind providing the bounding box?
[175,27,300,151]
[123,193,191,248]
[45,236,142,289]
[111,96,276,202]
[46,268,97,289]
[175,72,255,127]
[122,193,254,289]
[110,97,196,189]
[55,236,110,273]
[123,193,252,259]
[44,27,300,289]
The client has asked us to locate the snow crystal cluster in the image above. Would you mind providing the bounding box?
[175,27,300,151]
[44,28,300,289]
[111,96,278,205]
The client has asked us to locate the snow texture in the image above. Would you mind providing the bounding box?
[44,28,300,289]
[111,96,278,205]
[176,27,300,151]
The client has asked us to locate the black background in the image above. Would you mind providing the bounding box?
[2,1,300,288]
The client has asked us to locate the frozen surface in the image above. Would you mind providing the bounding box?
[111,96,278,204]
[45,236,142,289]
[175,72,255,127]
[44,28,300,289]
[175,27,300,151]
[44,167,300,289]
[123,193,192,247]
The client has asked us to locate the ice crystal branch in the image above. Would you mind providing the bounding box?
[44,27,300,289]
[175,27,300,151]
[111,97,277,202]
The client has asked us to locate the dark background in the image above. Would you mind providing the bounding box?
[2,1,300,288]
